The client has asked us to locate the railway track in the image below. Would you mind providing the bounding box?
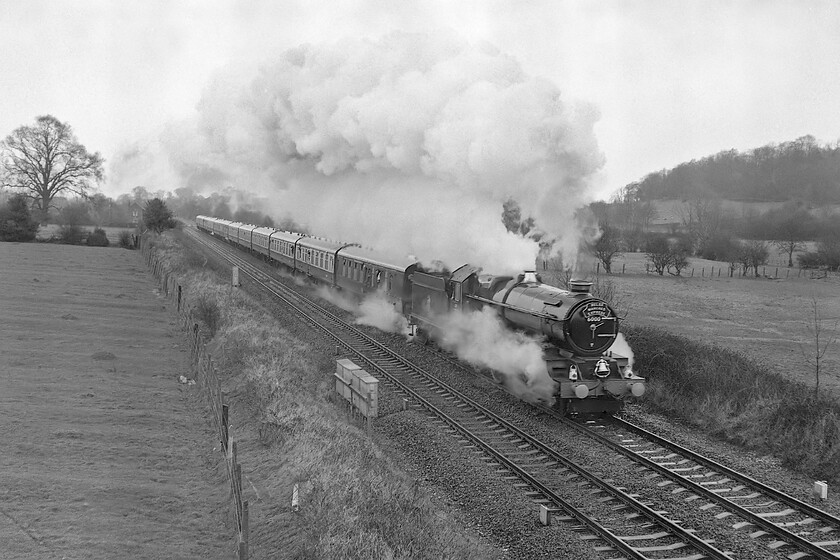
[184,227,733,560]
[564,415,840,560]
[430,331,840,559]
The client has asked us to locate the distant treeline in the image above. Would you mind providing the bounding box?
[622,135,840,204]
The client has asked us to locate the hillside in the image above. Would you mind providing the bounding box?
[623,135,840,204]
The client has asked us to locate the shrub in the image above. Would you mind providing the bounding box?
[86,228,110,247]
[192,292,221,337]
[798,251,823,269]
[57,224,85,244]
[797,239,840,271]
[0,194,38,242]
[118,230,134,249]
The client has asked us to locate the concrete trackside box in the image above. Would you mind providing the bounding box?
[351,370,379,418]
[335,358,379,418]
[335,358,360,401]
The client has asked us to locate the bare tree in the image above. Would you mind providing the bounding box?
[1,115,103,221]
[588,224,623,274]
[745,240,769,277]
[771,206,811,267]
[677,195,723,255]
[644,235,671,275]
[801,297,838,397]
[666,237,691,276]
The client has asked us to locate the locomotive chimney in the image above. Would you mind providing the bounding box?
[522,271,539,284]
[569,280,592,293]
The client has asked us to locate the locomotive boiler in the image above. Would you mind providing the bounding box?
[410,266,645,414]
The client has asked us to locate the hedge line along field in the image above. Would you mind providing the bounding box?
[0,242,231,560]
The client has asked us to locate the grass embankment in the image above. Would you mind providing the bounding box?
[626,325,840,482]
[148,233,497,559]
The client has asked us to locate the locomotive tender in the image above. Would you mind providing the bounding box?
[195,215,645,414]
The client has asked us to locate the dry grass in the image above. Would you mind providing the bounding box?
[627,325,840,481]
[151,232,499,559]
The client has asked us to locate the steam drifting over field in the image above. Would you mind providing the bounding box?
[119,31,605,273]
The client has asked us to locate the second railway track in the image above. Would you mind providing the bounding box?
[182,225,840,559]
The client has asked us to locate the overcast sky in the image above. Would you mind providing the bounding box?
[2,0,839,200]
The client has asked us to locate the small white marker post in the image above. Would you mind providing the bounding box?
[813,481,828,500]
[232,266,240,287]
[292,483,300,512]
[539,504,563,526]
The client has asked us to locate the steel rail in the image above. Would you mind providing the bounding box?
[185,227,731,560]
[414,295,840,559]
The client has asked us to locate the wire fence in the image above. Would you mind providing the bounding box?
[592,261,837,279]
[542,257,838,280]
[140,236,250,560]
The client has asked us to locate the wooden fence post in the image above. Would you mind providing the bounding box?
[222,404,229,452]
[241,501,249,558]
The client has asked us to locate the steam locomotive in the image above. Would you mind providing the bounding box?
[195,215,645,414]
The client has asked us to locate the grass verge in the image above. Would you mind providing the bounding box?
[147,232,499,559]
[625,324,840,482]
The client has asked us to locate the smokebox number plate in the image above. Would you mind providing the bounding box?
[582,302,610,323]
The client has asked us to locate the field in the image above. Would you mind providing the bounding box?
[578,251,840,394]
[0,243,230,559]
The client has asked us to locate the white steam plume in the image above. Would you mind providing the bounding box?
[315,285,409,335]
[608,333,634,367]
[436,308,557,406]
[355,295,409,335]
[113,31,605,272]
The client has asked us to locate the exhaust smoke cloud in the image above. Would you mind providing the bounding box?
[117,31,605,273]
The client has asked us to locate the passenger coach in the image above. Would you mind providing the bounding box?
[337,245,417,313]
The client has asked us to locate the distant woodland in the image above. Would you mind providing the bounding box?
[576,135,840,273]
[621,135,840,204]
